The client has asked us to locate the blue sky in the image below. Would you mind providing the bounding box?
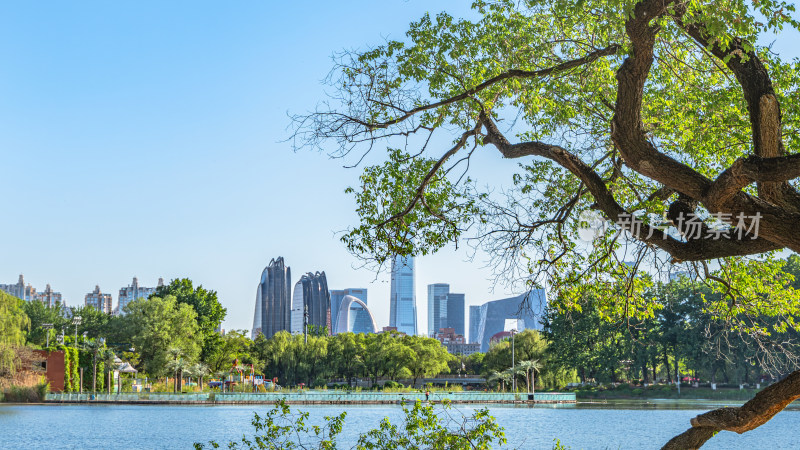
[0,1,517,333]
[2,2,798,333]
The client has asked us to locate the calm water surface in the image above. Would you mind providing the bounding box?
[1,400,798,449]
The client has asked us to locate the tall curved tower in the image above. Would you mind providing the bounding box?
[389,255,417,335]
[252,257,292,339]
[290,271,332,334]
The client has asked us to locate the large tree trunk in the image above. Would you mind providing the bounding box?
[662,370,800,449]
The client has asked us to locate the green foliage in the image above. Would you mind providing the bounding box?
[1,383,49,403]
[0,291,30,376]
[194,399,505,450]
[358,400,506,449]
[126,295,201,377]
[252,331,453,388]
[21,300,67,347]
[342,148,481,264]
[152,278,226,344]
[543,258,800,384]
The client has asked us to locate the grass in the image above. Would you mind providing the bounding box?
[1,382,49,403]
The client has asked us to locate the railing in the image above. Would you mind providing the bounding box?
[45,391,575,403]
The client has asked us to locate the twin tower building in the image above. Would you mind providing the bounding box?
[251,255,418,339]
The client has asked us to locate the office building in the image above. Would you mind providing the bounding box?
[85,285,113,314]
[330,288,367,333]
[427,283,450,337]
[389,255,417,335]
[290,272,332,334]
[472,289,546,352]
[427,284,465,338]
[252,257,292,339]
[446,293,465,337]
[334,295,378,334]
[117,277,163,314]
[468,305,481,344]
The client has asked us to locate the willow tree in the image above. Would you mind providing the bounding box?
[0,291,30,377]
[295,0,800,447]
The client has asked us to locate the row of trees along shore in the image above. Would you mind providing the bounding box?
[4,257,799,395]
[3,257,800,448]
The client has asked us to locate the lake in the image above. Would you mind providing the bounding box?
[1,400,798,449]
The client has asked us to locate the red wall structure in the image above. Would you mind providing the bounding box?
[33,350,66,392]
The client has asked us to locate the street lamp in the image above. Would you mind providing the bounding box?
[82,331,88,350]
[42,323,53,348]
[511,329,517,393]
[72,316,82,348]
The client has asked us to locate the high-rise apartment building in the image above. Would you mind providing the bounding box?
[0,274,36,301]
[252,257,292,339]
[117,277,164,314]
[85,285,113,314]
[389,255,417,335]
[329,288,367,333]
[36,284,62,308]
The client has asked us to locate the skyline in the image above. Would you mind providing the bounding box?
[0,0,520,335]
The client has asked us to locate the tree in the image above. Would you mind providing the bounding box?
[152,278,226,353]
[294,1,800,446]
[125,295,200,378]
[405,335,453,386]
[21,300,67,347]
[519,360,543,394]
[0,291,30,376]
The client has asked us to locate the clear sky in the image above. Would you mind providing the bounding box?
[0,1,522,334]
[2,2,797,334]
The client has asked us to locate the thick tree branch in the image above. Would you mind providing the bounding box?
[663,370,800,449]
[480,113,780,261]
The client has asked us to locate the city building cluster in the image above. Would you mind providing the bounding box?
[251,255,546,355]
[0,274,164,315]
[3,256,546,356]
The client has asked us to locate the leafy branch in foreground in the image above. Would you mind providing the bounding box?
[194,399,507,450]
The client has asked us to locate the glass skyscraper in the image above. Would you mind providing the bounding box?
[428,283,465,337]
[427,283,450,337]
[389,255,417,335]
[252,257,292,339]
[291,271,332,334]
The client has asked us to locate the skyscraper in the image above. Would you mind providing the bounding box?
[0,274,37,301]
[446,292,465,337]
[427,283,450,337]
[469,305,481,344]
[389,255,417,335]
[472,290,546,352]
[85,285,113,314]
[330,288,367,333]
[252,257,292,339]
[290,272,332,334]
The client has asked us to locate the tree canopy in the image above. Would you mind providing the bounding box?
[0,291,29,376]
[294,0,800,446]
